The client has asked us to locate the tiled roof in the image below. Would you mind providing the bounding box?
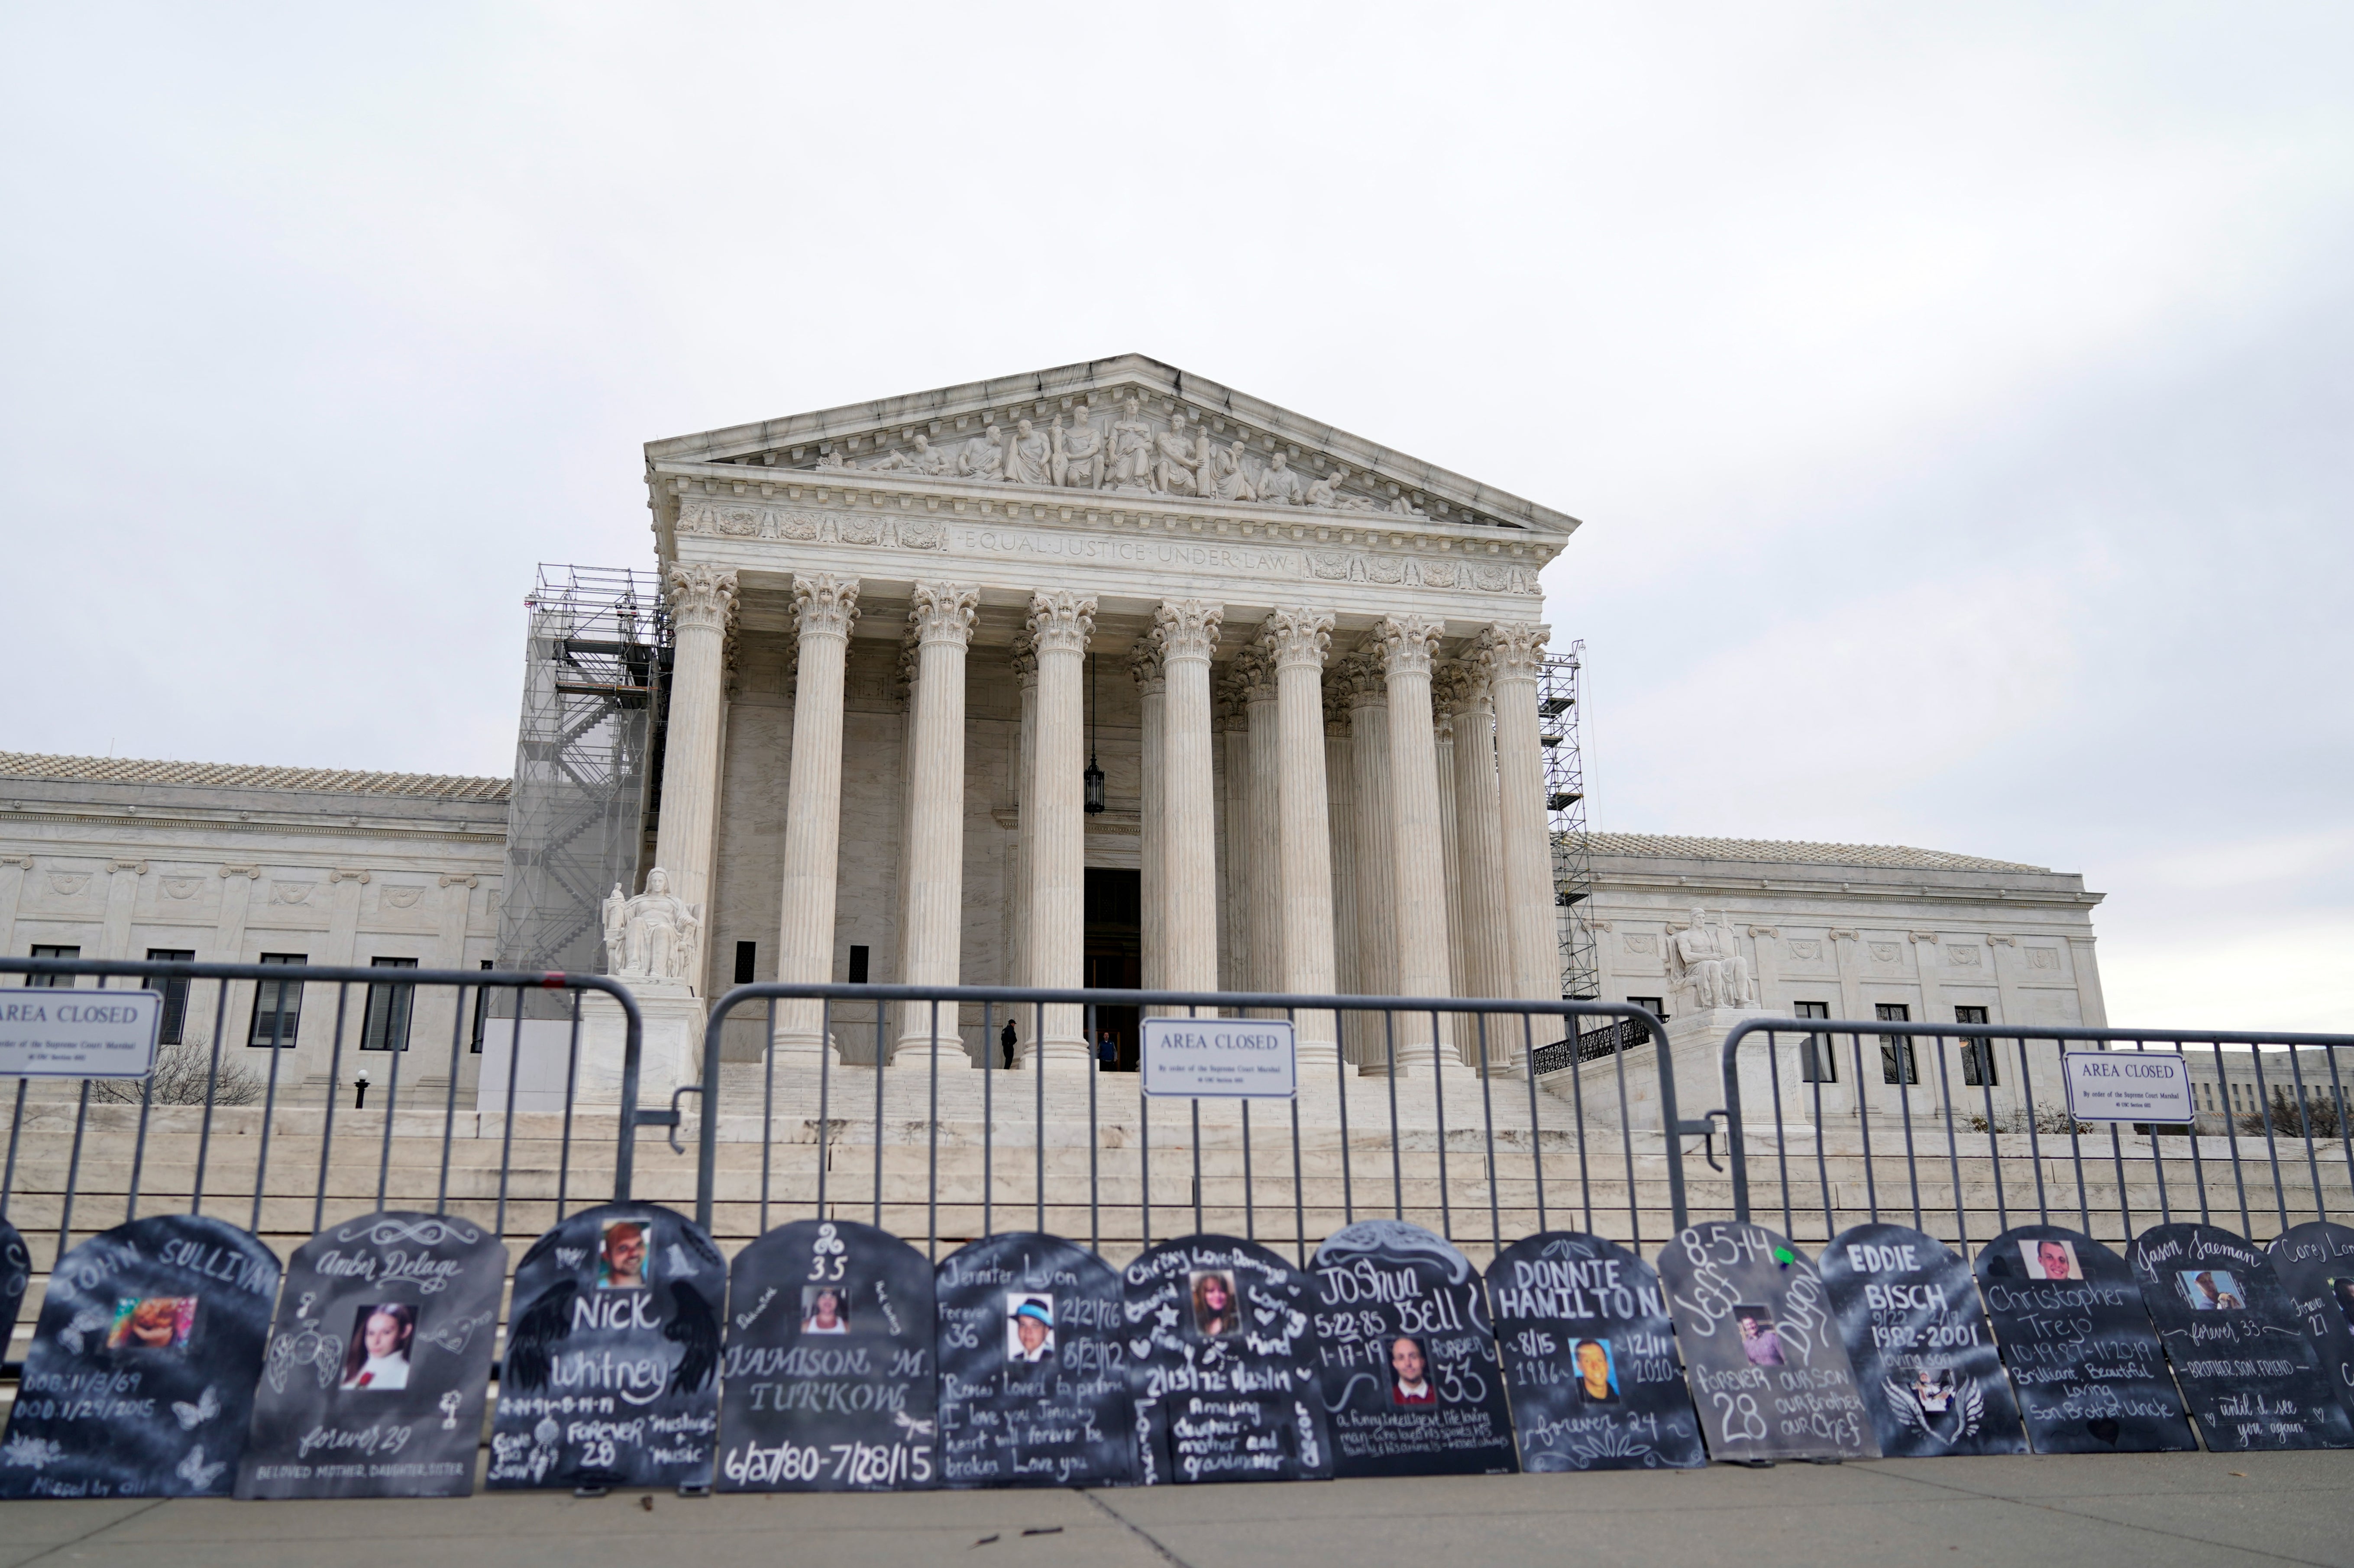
[1580,832,2044,874]
[0,753,512,803]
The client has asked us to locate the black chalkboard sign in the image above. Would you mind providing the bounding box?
[0,1213,279,1499]
[0,1217,28,1362]
[2129,1222,2354,1452]
[935,1231,1132,1488]
[488,1202,724,1492]
[716,1218,938,1491]
[1656,1220,1877,1462]
[1122,1235,1332,1484]
[1975,1224,2193,1454]
[236,1211,508,1498]
[1486,1231,1704,1471]
[1308,1220,1515,1476]
[2268,1220,2354,1426]
[1819,1223,2024,1458]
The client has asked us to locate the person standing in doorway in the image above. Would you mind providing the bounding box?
[1000,1018,1018,1070]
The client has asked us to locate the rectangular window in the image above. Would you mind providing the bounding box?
[1626,996,1667,1022]
[147,949,196,1044]
[1953,1005,1997,1087]
[469,959,493,1053]
[1795,1001,1836,1082]
[28,944,81,988]
[361,958,419,1052]
[249,954,306,1047]
[734,940,757,986]
[847,945,870,984]
[1877,1003,1916,1084]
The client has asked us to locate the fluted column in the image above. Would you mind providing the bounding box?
[1217,690,1251,998]
[896,583,979,1068]
[1479,622,1556,1004]
[1261,609,1339,1060]
[775,573,858,1056]
[653,563,737,996]
[1341,652,1398,1070]
[1432,683,1470,1067]
[1155,600,1225,997]
[1323,681,1360,1040]
[1131,640,1167,1010]
[1007,634,1037,997]
[1373,616,1461,1075]
[1444,666,1513,1064]
[1235,648,1282,1013]
[1024,590,1096,1064]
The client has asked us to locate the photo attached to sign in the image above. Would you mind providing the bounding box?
[0,989,163,1079]
[2062,1050,2193,1125]
[339,1302,417,1389]
[597,1218,651,1289]
[2178,1270,2246,1311]
[801,1285,850,1334]
[1190,1271,1241,1339]
[2021,1237,2081,1281]
[1140,1017,1296,1100]
[1734,1305,1784,1365]
[1005,1294,1054,1363]
[108,1294,197,1350]
[1568,1337,1621,1404]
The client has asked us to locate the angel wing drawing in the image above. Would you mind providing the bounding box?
[503,1277,580,1393]
[666,1280,720,1396]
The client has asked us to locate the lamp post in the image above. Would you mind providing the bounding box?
[354,1068,369,1110]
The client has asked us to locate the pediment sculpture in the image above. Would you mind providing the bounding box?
[1665,907,1757,1013]
[601,867,703,988]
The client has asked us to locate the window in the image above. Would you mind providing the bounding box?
[28,944,80,988]
[1877,1003,1916,1084]
[469,960,493,1053]
[147,949,195,1044]
[249,954,305,1047]
[1954,1005,1997,1087]
[1626,996,1668,1022]
[361,958,419,1052]
[1795,1001,1836,1082]
[847,945,870,984]
[734,940,757,987]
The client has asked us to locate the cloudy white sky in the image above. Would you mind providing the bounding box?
[5,4,2348,1029]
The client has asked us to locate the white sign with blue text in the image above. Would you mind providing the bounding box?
[2062,1050,2194,1124]
[0,989,162,1078]
[1141,1017,1296,1100]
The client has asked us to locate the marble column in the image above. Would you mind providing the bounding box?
[1239,648,1283,1013]
[1479,622,1556,1005]
[1442,667,1514,1065]
[896,583,979,1068]
[1155,600,1224,997]
[1432,701,1468,1065]
[1217,690,1251,996]
[653,562,737,992]
[1322,682,1360,1041]
[1262,609,1339,1060]
[1007,634,1037,995]
[1373,616,1460,1074]
[1131,640,1167,1007]
[775,573,859,1057]
[1024,590,1095,1064]
[1341,653,1398,1070]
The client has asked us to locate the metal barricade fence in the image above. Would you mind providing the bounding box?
[1718,1016,2354,1251]
[691,984,1688,1270]
[0,955,646,1329]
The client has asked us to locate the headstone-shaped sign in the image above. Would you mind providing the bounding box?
[1975,1224,2193,1453]
[1122,1234,1332,1484]
[2268,1221,2354,1426]
[1656,1221,1878,1462]
[488,1201,724,1492]
[0,1217,29,1360]
[717,1218,937,1491]
[0,1213,278,1498]
[935,1231,1132,1487]
[2129,1222,2354,1452]
[1308,1220,1515,1476]
[1819,1223,2025,1457]
[236,1211,508,1498]
[1485,1231,1705,1471]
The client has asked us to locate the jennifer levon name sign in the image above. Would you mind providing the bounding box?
[1141,1019,1295,1100]
[0,990,160,1078]
[2062,1052,2193,1124]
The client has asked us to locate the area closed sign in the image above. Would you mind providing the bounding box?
[0,989,162,1078]
[2062,1049,2194,1124]
[1141,1017,1296,1099]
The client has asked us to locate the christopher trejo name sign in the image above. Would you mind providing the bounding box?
[0,990,161,1078]
[1141,1019,1295,1100]
[2063,1052,2193,1124]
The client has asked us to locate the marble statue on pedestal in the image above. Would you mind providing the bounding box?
[601,867,703,986]
[1666,906,1756,1012]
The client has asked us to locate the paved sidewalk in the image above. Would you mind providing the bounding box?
[5,1452,2349,1568]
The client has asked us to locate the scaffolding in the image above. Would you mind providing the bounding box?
[1538,642,1599,1000]
[496,565,670,1008]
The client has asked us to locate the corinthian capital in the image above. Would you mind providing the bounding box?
[1334,650,1387,708]
[792,573,860,640]
[909,581,979,647]
[1009,628,1038,684]
[1127,638,1165,693]
[1369,614,1445,680]
[1431,661,1491,717]
[1258,607,1335,672]
[1473,620,1550,682]
[1223,645,1276,704]
[1026,589,1096,656]
[1152,598,1223,665]
[666,563,739,634]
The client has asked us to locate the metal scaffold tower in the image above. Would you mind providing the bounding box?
[497,565,670,1005]
[1538,642,1599,1000]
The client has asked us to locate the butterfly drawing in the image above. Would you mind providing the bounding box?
[172,1385,220,1430]
[176,1444,227,1491]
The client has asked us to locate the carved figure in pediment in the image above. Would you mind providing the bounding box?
[1303,468,1348,508]
[1388,494,1424,517]
[816,447,851,469]
[1204,439,1257,503]
[958,424,1006,481]
[869,432,947,476]
[1107,397,1155,490]
[1257,450,1306,507]
[1051,413,1104,488]
[1151,420,1202,496]
[1005,418,1052,486]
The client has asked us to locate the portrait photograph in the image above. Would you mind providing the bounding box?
[1390,1335,1435,1405]
[1005,1294,1054,1363]
[2331,1276,2354,1328]
[1905,1365,1958,1415]
[1734,1305,1785,1366]
[2021,1237,2080,1281]
[597,1218,651,1291]
[2179,1269,2245,1311]
[1189,1270,1240,1339]
[339,1301,418,1391]
[801,1284,850,1334]
[1572,1336,1620,1404]
[107,1295,197,1351]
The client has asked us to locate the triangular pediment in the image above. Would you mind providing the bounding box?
[643,354,1578,536]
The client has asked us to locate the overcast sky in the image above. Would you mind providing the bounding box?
[5,4,2348,1029]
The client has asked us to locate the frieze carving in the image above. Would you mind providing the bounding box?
[791,574,860,641]
[2027,948,2060,970]
[381,886,424,910]
[47,873,91,896]
[271,882,316,905]
[1946,945,1983,966]
[908,582,979,648]
[1258,608,1335,671]
[1151,599,1222,665]
[1787,939,1823,959]
[675,503,947,551]
[162,878,204,900]
[1869,942,1899,962]
[1026,590,1096,656]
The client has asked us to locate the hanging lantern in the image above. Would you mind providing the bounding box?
[1083,755,1106,815]
[1083,652,1107,814]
